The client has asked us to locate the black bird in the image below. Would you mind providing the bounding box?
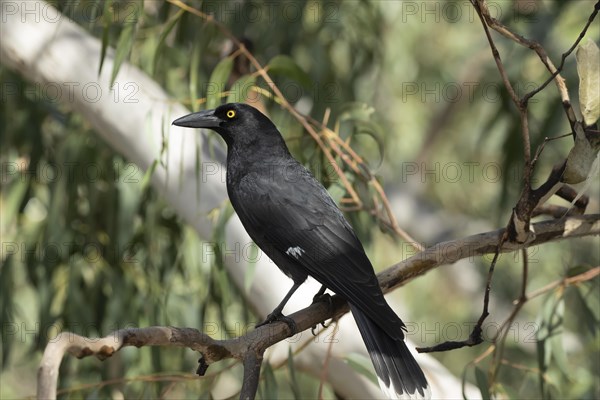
[173,103,429,399]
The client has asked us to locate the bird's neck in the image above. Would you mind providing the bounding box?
[229,133,290,160]
[226,138,291,177]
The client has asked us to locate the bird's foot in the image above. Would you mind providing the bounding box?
[256,311,298,335]
[311,292,333,335]
[312,291,332,306]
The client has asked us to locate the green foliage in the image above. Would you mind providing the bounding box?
[206,57,234,109]
[474,367,491,400]
[1,0,599,399]
[286,347,301,399]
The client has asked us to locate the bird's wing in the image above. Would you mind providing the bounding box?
[232,163,405,338]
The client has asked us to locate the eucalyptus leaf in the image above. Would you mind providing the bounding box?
[563,122,599,184]
[262,361,278,399]
[474,367,491,400]
[140,159,159,191]
[151,9,184,76]
[267,55,312,89]
[109,0,141,86]
[97,0,114,76]
[576,39,600,126]
[1,179,28,230]
[206,57,234,109]
[227,74,257,104]
[344,353,377,385]
[190,40,202,112]
[243,243,258,294]
[548,298,569,376]
[337,102,376,122]
[287,347,301,399]
[572,285,599,336]
[0,255,15,367]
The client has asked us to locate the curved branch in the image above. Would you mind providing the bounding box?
[38,327,221,399]
[37,214,600,399]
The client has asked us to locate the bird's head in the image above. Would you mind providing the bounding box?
[172,103,286,151]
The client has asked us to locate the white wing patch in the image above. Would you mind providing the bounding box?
[285,246,305,259]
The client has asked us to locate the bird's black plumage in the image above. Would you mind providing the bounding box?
[173,103,429,399]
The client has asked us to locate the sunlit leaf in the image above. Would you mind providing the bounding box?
[563,122,599,184]
[576,39,600,126]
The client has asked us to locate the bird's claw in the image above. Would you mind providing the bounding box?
[310,292,333,335]
[311,320,331,336]
[256,312,298,335]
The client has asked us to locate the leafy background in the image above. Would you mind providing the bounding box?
[1,0,598,399]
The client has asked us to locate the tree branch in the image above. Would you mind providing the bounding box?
[240,351,264,400]
[37,214,600,399]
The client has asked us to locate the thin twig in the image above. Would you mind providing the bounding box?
[531,134,573,168]
[416,231,508,353]
[526,266,600,300]
[519,109,532,190]
[522,0,600,105]
[472,0,520,107]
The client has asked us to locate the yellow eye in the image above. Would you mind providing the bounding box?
[226,110,236,119]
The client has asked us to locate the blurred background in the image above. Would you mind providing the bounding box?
[1,0,598,398]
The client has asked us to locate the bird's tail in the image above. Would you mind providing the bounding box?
[350,304,430,399]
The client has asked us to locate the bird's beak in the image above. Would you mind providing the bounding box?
[172,109,222,128]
